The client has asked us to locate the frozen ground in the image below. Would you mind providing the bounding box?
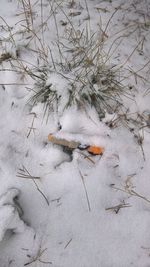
[0,0,150,266]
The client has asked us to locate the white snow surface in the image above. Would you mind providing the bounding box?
[0,0,150,266]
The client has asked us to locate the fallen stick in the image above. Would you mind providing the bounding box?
[48,134,104,155]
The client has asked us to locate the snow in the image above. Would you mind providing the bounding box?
[0,0,150,266]
[0,188,26,241]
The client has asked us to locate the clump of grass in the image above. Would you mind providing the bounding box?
[28,67,61,120]
[30,26,126,119]
[60,27,125,116]
[29,3,128,120]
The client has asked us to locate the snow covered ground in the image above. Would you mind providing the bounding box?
[0,0,150,266]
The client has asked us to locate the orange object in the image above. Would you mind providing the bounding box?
[87,146,104,155]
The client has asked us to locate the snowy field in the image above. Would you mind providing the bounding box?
[0,0,150,266]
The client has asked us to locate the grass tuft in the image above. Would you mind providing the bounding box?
[30,21,126,119]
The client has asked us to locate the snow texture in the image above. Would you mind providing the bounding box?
[0,0,150,267]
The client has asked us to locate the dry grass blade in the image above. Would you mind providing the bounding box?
[105,201,131,214]
[21,0,33,31]
[116,39,143,71]
[77,151,95,164]
[24,247,52,266]
[0,16,15,44]
[112,185,150,204]
[120,59,150,83]
[27,113,37,138]
[17,166,49,206]
[134,131,146,161]
[64,238,73,249]
[103,7,120,35]
[17,167,40,179]
[0,83,29,86]
[32,179,49,206]
[78,169,91,212]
